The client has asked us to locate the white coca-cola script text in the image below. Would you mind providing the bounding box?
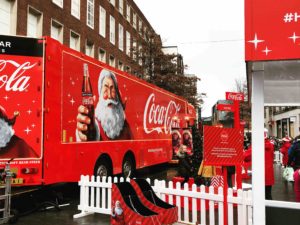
[0,60,36,92]
[143,93,181,135]
[227,92,244,101]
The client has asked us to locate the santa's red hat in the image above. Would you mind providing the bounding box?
[0,105,19,126]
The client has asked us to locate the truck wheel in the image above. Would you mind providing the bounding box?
[94,160,112,178]
[122,156,135,178]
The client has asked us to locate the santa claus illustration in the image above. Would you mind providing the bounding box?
[111,200,125,225]
[76,69,132,141]
[0,106,38,159]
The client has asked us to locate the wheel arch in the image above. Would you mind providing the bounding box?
[94,153,113,176]
[122,150,136,168]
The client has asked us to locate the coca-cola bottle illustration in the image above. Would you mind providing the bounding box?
[82,63,96,141]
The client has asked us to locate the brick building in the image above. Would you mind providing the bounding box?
[0,0,160,77]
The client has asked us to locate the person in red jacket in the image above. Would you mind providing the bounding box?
[280,136,291,167]
[243,129,275,200]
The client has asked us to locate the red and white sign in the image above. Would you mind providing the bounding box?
[225,92,244,101]
[217,104,235,112]
[203,126,243,166]
[245,0,300,61]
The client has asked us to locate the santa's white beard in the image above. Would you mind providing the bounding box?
[95,98,125,139]
[0,118,14,148]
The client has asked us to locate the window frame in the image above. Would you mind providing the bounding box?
[99,48,106,63]
[99,6,106,37]
[119,0,123,15]
[85,39,95,58]
[87,0,94,29]
[51,19,64,43]
[52,0,63,8]
[118,24,124,51]
[126,31,131,56]
[109,15,115,45]
[27,6,43,38]
[71,0,80,19]
[70,30,80,51]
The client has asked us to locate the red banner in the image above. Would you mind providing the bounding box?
[216,104,235,112]
[245,0,300,61]
[203,126,243,166]
[225,92,244,101]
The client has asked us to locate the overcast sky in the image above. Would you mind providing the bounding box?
[134,0,246,117]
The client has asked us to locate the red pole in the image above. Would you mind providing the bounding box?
[234,100,242,190]
[223,167,228,225]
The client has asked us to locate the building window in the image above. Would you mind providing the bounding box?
[99,6,106,37]
[87,0,94,29]
[99,48,106,63]
[126,31,131,56]
[70,30,80,51]
[109,0,115,6]
[118,60,124,71]
[27,7,43,38]
[133,41,137,61]
[118,24,124,51]
[85,40,94,57]
[71,0,80,19]
[0,0,17,35]
[125,65,130,73]
[119,0,123,15]
[139,44,143,66]
[133,12,136,29]
[109,55,115,67]
[138,19,142,35]
[126,4,130,22]
[51,19,63,43]
[52,0,63,8]
[110,15,115,45]
[144,27,147,40]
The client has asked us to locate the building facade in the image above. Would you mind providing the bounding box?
[0,0,159,77]
[265,106,300,139]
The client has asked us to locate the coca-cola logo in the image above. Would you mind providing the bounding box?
[220,130,229,143]
[226,92,244,101]
[0,60,36,92]
[143,93,181,135]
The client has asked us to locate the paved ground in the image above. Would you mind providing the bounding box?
[10,163,300,225]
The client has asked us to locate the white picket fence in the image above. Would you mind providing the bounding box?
[73,175,253,225]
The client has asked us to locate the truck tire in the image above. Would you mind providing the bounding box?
[94,160,112,178]
[122,156,135,178]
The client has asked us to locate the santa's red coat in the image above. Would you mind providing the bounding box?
[0,135,39,159]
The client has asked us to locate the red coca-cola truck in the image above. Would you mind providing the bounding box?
[0,35,196,186]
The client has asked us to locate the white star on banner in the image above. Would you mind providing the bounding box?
[27,109,32,115]
[248,33,264,50]
[24,127,32,134]
[288,32,300,43]
[70,98,75,105]
[3,95,9,101]
[262,47,272,56]
[31,124,36,128]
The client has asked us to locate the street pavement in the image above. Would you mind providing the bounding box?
[12,163,300,225]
